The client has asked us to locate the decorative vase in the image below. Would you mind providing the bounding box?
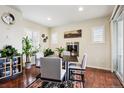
[25,55,31,69]
[25,62,31,69]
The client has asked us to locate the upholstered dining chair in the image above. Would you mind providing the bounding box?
[63,51,70,56]
[63,50,78,62]
[68,53,87,87]
[35,52,44,67]
[40,57,66,81]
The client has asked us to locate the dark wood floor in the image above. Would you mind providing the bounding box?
[0,66,122,88]
[85,68,122,88]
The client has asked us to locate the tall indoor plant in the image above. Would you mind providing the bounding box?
[22,36,33,69]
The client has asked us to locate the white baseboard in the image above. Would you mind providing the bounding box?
[115,71,124,86]
[87,65,111,71]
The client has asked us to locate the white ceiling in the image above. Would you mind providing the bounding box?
[12,5,114,27]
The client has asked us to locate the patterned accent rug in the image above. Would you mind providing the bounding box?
[27,73,84,88]
[27,78,83,88]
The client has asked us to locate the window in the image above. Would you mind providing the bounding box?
[25,28,33,39]
[92,26,105,43]
[24,28,40,48]
[51,32,58,44]
[32,32,40,48]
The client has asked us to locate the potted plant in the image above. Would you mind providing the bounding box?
[56,47,65,58]
[22,36,33,69]
[1,45,20,58]
[43,48,54,57]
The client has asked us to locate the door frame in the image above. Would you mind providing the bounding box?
[111,8,124,86]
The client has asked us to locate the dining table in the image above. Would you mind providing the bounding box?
[62,55,78,81]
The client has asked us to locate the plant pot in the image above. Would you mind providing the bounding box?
[25,62,31,69]
[59,53,62,58]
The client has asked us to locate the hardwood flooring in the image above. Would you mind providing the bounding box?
[0,66,122,88]
[85,68,122,88]
[0,66,40,88]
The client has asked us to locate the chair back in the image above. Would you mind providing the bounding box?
[36,52,44,67]
[40,57,65,80]
[36,52,44,58]
[63,51,70,56]
[81,53,87,69]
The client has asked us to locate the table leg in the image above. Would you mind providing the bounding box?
[66,61,69,81]
[65,61,69,87]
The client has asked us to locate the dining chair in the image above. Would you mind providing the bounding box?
[63,51,70,56]
[35,52,44,67]
[68,53,87,87]
[63,50,78,62]
[40,57,66,81]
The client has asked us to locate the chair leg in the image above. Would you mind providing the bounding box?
[82,82,85,88]
[69,68,71,80]
[81,74,85,88]
[69,68,86,88]
[69,69,73,80]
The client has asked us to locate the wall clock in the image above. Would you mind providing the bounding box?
[1,13,15,25]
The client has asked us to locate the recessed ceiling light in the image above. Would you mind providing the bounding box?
[47,17,52,21]
[78,7,84,12]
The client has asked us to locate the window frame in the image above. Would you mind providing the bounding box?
[24,28,40,48]
[92,26,105,44]
[51,32,58,44]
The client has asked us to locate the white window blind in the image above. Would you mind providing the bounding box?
[25,28,33,39]
[24,28,40,48]
[32,32,40,48]
[51,32,58,44]
[92,26,105,43]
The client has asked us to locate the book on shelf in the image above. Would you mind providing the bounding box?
[0,69,4,77]
[6,58,10,62]
[5,71,11,76]
[13,69,19,74]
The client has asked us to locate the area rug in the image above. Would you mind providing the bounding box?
[27,78,83,88]
[27,73,84,88]
[27,78,71,88]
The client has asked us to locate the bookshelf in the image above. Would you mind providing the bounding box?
[0,56,22,80]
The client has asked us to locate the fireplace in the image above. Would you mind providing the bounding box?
[66,42,79,56]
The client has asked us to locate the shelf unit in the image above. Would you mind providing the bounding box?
[12,56,22,75]
[0,56,22,80]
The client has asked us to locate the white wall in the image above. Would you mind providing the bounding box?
[50,16,111,70]
[23,19,50,50]
[0,6,111,70]
[0,6,24,53]
[0,6,50,54]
